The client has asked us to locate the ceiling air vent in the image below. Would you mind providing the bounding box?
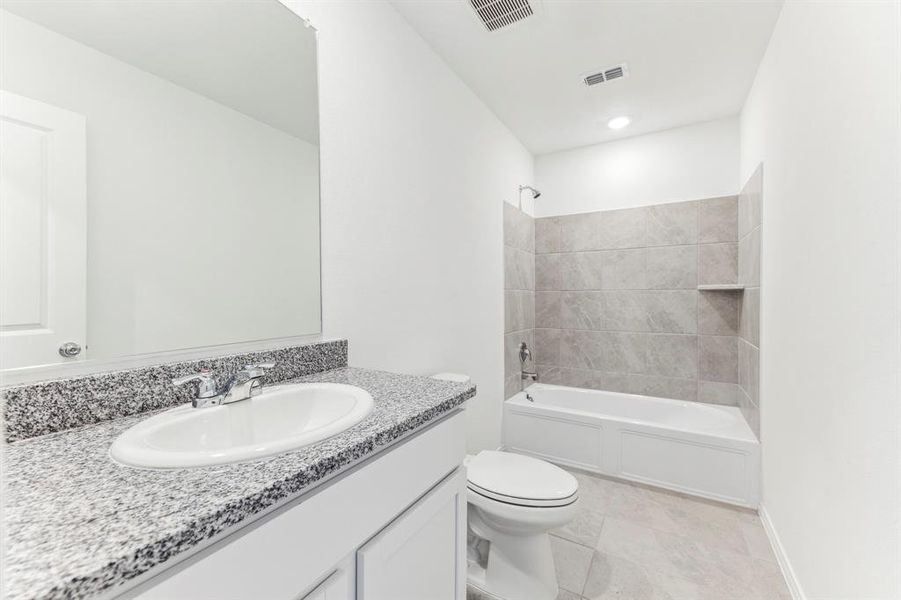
[470,0,535,32]
[584,64,629,87]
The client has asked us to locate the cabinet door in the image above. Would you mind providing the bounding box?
[301,555,353,600]
[356,468,466,600]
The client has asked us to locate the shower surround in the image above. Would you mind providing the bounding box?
[502,193,766,409]
[738,165,763,436]
[532,197,743,405]
[503,203,535,399]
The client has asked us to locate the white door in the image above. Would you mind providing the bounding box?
[356,469,467,600]
[0,90,86,369]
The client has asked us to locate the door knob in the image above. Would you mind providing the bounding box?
[58,342,82,358]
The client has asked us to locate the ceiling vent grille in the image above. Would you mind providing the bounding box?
[584,64,629,86]
[470,0,534,32]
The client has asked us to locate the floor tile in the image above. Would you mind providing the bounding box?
[563,470,791,600]
[583,549,698,600]
[596,482,682,533]
[553,503,605,547]
[596,517,697,582]
[738,519,777,562]
[701,549,792,600]
[551,534,594,594]
[466,584,503,600]
[648,493,751,555]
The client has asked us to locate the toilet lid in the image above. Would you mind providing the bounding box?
[466,451,578,507]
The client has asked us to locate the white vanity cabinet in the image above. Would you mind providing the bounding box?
[301,557,354,600]
[356,469,466,600]
[122,412,467,600]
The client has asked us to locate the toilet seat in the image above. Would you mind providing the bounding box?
[466,451,578,508]
[468,482,578,508]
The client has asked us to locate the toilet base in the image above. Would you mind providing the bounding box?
[467,508,559,600]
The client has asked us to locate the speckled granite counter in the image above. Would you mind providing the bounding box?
[2,367,475,600]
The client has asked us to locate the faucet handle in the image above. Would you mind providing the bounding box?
[173,369,219,399]
[242,362,275,377]
[519,342,532,364]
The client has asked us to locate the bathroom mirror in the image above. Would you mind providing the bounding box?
[0,0,321,371]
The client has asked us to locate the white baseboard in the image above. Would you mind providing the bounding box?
[759,503,806,600]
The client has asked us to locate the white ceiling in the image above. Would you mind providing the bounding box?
[2,0,319,144]
[392,0,782,155]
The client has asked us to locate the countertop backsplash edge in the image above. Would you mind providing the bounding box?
[1,339,348,443]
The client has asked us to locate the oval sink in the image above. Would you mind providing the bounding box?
[110,383,374,469]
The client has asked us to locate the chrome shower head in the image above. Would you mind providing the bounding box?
[519,185,542,199]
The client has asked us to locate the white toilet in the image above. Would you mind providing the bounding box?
[465,451,579,600]
[429,373,578,600]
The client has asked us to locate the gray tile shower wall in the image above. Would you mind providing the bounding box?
[534,198,742,404]
[738,165,763,437]
[504,203,535,399]
[2,339,348,442]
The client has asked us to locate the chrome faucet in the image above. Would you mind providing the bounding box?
[173,363,276,408]
[519,342,538,383]
[521,370,539,382]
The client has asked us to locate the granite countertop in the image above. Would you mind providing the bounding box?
[2,367,475,600]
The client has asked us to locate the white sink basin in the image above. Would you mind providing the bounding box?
[110,383,374,469]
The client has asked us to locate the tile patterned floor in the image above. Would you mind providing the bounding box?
[469,469,791,600]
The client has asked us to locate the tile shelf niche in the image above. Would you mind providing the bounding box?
[697,284,746,291]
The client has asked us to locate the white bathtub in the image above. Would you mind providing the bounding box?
[503,383,760,507]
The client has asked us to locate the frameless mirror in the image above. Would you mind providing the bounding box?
[0,0,320,370]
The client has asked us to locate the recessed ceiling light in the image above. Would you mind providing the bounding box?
[607,116,631,130]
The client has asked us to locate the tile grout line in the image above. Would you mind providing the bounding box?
[533,327,737,339]
[534,364,728,384]
[535,238,738,256]
[696,205,702,390]
[578,545,597,598]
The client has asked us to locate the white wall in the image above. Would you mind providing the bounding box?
[0,11,321,360]
[534,117,739,217]
[740,2,900,598]
[286,1,534,452]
